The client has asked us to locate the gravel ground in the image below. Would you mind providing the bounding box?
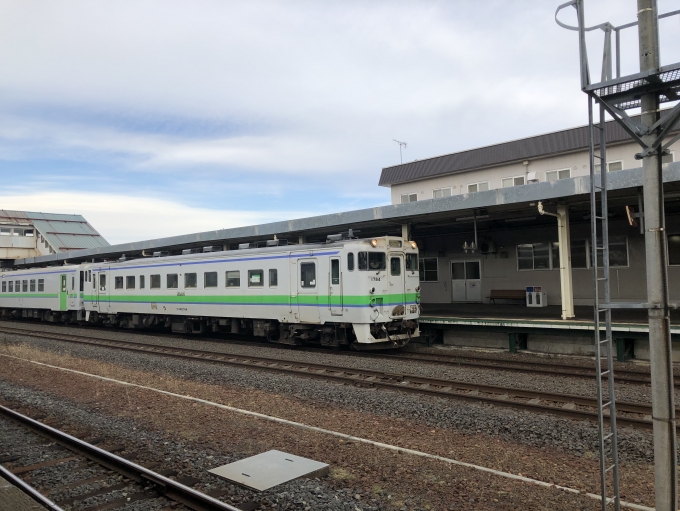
[0,382,382,511]
[0,320,662,406]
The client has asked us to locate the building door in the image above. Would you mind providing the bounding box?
[297,259,320,323]
[59,274,68,311]
[388,254,405,317]
[329,257,343,316]
[451,260,482,302]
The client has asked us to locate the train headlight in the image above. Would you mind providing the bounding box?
[370,239,378,247]
[410,241,417,249]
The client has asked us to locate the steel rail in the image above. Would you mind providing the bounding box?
[0,463,64,511]
[0,326,668,431]
[0,404,241,511]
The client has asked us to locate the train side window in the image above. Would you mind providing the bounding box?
[1,281,5,292]
[126,276,135,289]
[167,274,179,289]
[185,273,197,288]
[301,262,316,288]
[204,272,218,288]
[8,281,13,292]
[115,277,123,289]
[99,274,106,291]
[80,271,84,291]
[331,259,340,285]
[23,280,28,292]
[140,276,145,289]
[358,252,368,270]
[16,280,21,292]
[61,276,66,292]
[406,254,418,271]
[390,257,401,276]
[38,279,44,292]
[150,275,161,289]
[71,276,74,291]
[269,269,278,287]
[30,280,35,292]
[226,271,240,288]
[248,270,264,287]
[347,253,354,271]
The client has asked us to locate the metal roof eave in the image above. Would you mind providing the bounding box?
[12,163,680,268]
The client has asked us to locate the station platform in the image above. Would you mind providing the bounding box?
[419,304,680,361]
[0,475,46,511]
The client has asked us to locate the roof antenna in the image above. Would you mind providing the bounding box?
[393,139,407,164]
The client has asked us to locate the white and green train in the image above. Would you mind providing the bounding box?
[0,236,420,349]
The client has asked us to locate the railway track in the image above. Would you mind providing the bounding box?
[0,325,672,432]
[0,403,242,511]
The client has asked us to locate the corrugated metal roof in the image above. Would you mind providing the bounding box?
[378,114,677,187]
[0,210,109,253]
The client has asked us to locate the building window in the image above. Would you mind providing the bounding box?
[30,280,35,292]
[467,181,489,193]
[115,276,123,289]
[150,275,161,289]
[269,269,278,287]
[596,237,628,267]
[167,274,178,289]
[433,187,452,199]
[502,176,525,188]
[204,272,218,288]
[226,271,240,288]
[663,152,675,165]
[400,193,418,203]
[38,279,44,292]
[347,253,354,271]
[517,243,557,270]
[0,228,9,236]
[140,275,145,289]
[301,262,316,288]
[185,273,197,288]
[418,258,438,282]
[571,239,589,269]
[595,161,623,173]
[126,276,135,289]
[24,229,34,237]
[546,168,571,181]
[248,270,264,287]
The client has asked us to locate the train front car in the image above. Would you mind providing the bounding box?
[342,236,420,349]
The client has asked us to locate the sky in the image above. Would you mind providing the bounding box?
[1,0,679,244]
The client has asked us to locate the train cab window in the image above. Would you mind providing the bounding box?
[204,272,218,288]
[99,274,106,291]
[167,274,179,289]
[406,254,418,272]
[300,262,316,288]
[248,270,264,287]
[1,281,6,292]
[331,259,340,285]
[126,276,135,289]
[8,281,13,292]
[23,280,28,292]
[269,269,278,287]
[150,275,161,289]
[390,257,401,276]
[347,253,354,271]
[185,273,197,288]
[226,271,240,288]
[38,279,44,292]
[30,280,35,292]
[358,252,367,270]
[358,252,386,271]
[140,276,145,289]
[115,277,123,289]
[80,271,84,291]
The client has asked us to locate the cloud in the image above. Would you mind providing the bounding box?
[0,191,317,245]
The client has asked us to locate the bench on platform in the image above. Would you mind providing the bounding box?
[488,289,526,304]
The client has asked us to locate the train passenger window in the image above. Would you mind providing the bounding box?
[126,276,135,289]
[38,279,44,292]
[8,281,13,292]
[30,280,35,292]
[358,252,368,270]
[248,270,264,287]
[390,257,401,276]
[23,280,28,292]
[185,273,197,288]
[269,269,277,287]
[140,276,145,289]
[99,274,106,291]
[80,271,84,291]
[61,276,66,292]
[1,281,4,292]
[204,272,218,288]
[71,276,74,290]
[347,253,354,271]
[167,274,179,289]
[300,262,316,288]
[115,277,123,289]
[16,280,21,292]
[406,254,418,271]
[150,275,161,289]
[226,271,240,288]
[331,259,340,285]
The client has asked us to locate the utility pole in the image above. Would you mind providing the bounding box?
[637,2,677,509]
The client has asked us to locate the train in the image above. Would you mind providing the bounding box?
[0,236,420,349]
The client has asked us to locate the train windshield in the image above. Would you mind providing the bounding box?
[358,252,386,271]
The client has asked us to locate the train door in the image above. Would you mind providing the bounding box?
[451,260,482,302]
[96,269,109,312]
[297,258,319,323]
[59,274,68,311]
[329,257,342,316]
[69,274,76,308]
[388,254,406,317]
